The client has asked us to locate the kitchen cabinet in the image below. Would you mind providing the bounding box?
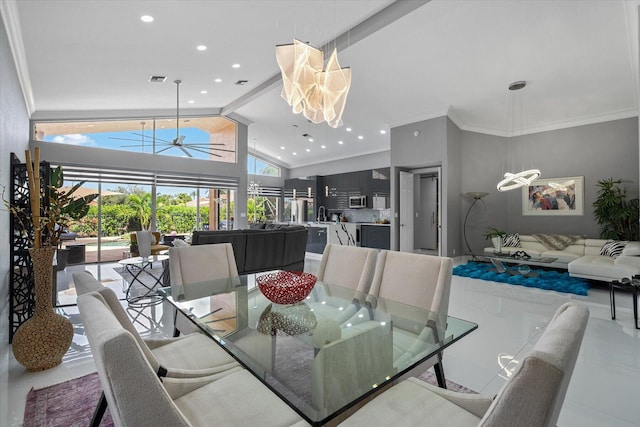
[317,168,390,210]
[360,225,390,250]
[306,226,327,254]
[365,168,390,208]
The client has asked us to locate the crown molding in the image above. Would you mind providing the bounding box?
[457,108,639,137]
[0,0,34,116]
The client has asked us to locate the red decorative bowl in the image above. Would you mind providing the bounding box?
[257,271,317,305]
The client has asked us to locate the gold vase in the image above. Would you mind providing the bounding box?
[12,246,74,371]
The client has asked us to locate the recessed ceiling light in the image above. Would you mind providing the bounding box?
[188,100,195,104]
[214,78,222,83]
[232,63,241,69]
[200,90,208,94]
[380,129,387,134]
[306,148,311,152]
[277,156,281,159]
[321,145,326,149]
[280,146,285,150]
[293,152,297,155]
[308,138,314,142]
[196,45,207,51]
[140,15,154,23]
[357,135,364,140]
[338,140,344,145]
[346,127,352,132]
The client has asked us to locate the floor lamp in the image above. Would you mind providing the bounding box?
[463,192,489,259]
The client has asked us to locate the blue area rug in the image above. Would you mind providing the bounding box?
[454,261,589,296]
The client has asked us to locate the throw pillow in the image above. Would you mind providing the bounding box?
[600,241,628,258]
[531,234,581,251]
[502,233,521,248]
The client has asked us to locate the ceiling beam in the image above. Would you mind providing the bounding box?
[221,0,431,116]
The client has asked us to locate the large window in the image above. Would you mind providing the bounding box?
[35,116,237,163]
[59,165,238,263]
[248,154,280,177]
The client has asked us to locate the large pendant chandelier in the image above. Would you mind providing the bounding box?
[275,39,351,128]
[497,81,541,192]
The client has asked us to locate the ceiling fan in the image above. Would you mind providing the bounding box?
[111,80,234,158]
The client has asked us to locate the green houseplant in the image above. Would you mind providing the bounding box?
[593,178,639,241]
[483,226,506,252]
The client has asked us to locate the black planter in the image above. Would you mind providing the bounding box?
[56,248,69,271]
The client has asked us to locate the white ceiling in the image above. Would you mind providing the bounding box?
[4,0,639,169]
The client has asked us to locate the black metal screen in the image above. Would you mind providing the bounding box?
[9,153,50,342]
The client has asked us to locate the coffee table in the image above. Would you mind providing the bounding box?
[160,274,477,426]
[481,253,558,277]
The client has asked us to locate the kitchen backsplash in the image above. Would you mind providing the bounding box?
[339,208,391,223]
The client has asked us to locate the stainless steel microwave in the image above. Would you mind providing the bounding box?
[349,195,367,208]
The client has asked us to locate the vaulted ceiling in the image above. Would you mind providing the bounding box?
[3,0,638,169]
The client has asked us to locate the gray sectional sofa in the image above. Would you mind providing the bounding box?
[191,225,308,274]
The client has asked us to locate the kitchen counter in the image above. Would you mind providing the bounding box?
[357,222,390,226]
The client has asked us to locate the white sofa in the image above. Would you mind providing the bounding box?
[484,235,640,282]
[568,240,640,282]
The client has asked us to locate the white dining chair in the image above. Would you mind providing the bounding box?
[136,230,153,258]
[340,302,589,427]
[73,271,241,427]
[309,244,378,324]
[169,243,240,335]
[366,250,453,386]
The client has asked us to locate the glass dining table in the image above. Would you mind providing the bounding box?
[159,273,477,426]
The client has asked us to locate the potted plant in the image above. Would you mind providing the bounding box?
[6,147,97,371]
[593,178,639,241]
[483,226,506,253]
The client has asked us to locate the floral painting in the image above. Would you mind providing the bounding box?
[522,176,584,216]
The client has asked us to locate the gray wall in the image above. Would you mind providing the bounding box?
[0,16,31,342]
[390,116,463,257]
[289,151,389,178]
[461,117,639,254]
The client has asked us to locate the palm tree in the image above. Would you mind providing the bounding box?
[127,193,151,230]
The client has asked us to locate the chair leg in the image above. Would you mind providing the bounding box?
[610,282,617,320]
[434,355,447,389]
[90,391,108,427]
[172,307,180,337]
[633,287,639,330]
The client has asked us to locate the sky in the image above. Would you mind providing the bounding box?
[45,127,215,160]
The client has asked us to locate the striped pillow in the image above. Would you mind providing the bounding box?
[600,241,627,258]
[502,233,522,248]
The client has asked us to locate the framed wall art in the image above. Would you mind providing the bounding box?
[522,176,584,216]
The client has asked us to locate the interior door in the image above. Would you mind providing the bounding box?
[418,175,438,250]
[399,171,414,252]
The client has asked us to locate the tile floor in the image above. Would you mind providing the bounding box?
[1,257,639,427]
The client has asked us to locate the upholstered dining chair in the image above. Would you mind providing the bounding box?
[309,244,378,324]
[366,251,453,386]
[73,271,241,426]
[78,291,308,427]
[339,302,590,427]
[169,242,240,335]
[73,271,239,377]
